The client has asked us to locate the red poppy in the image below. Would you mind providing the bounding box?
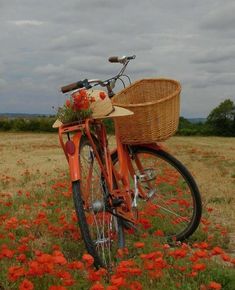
[144,261,154,270]
[89,282,105,290]
[8,233,15,240]
[19,279,34,290]
[27,261,44,276]
[129,268,142,275]
[196,242,209,249]
[170,248,187,259]
[208,281,222,289]
[221,254,231,262]
[67,261,83,270]
[52,245,60,251]
[116,248,129,258]
[129,281,143,290]
[82,253,94,267]
[154,229,164,236]
[194,250,208,259]
[66,99,71,108]
[110,275,126,287]
[52,251,67,265]
[88,270,101,282]
[141,251,161,260]
[134,242,145,249]
[56,270,72,280]
[82,97,90,109]
[192,263,206,271]
[1,246,14,258]
[73,95,90,110]
[79,89,87,98]
[72,91,82,102]
[8,266,25,282]
[106,286,118,290]
[211,246,224,255]
[118,260,136,268]
[37,253,52,264]
[17,254,27,263]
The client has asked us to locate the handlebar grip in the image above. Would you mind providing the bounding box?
[108,56,119,63]
[61,81,84,93]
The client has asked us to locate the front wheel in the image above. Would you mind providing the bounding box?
[113,146,202,243]
[72,136,124,269]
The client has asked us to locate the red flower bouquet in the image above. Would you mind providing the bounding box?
[56,89,93,123]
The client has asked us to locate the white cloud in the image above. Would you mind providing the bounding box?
[9,20,45,27]
[0,0,235,116]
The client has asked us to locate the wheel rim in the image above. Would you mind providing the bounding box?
[80,143,121,268]
[131,150,196,242]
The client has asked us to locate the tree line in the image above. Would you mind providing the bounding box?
[0,99,234,136]
[177,99,235,137]
[0,116,56,132]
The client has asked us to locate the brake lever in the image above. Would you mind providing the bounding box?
[109,79,116,89]
[83,79,92,89]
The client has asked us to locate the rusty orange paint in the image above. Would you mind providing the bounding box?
[68,132,82,181]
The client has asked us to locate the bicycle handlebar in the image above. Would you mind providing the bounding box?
[61,55,136,93]
[108,56,119,63]
[61,81,84,93]
[108,55,136,63]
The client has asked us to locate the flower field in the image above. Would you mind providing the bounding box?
[0,133,234,289]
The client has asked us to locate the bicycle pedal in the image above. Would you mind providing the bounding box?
[136,168,156,182]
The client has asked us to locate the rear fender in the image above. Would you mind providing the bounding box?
[111,143,163,161]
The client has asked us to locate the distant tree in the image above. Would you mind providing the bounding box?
[0,120,11,131]
[178,117,191,130]
[206,99,235,136]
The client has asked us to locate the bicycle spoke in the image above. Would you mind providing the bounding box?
[79,142,122,268]
[113,147,201,243]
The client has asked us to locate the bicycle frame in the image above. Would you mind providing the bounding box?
[58,118,162,223]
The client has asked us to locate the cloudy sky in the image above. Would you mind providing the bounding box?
[0,0,234,117]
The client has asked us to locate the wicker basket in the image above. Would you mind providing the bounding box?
[112,78,181,144]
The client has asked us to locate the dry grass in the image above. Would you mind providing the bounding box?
[165,137,235,253]
[1,133,234,252]
[0,132,67,193]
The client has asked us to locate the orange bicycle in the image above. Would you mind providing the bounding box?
[54,55,202,269]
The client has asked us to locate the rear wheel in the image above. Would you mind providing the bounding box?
[72,136,124,269]
[113,146,202,243]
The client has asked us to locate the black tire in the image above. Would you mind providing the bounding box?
[72,136,124,269]
[112,146,202,242]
